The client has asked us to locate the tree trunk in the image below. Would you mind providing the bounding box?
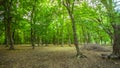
[102,25,120,59]
[31,28,35,49]
[61,32,64,47]
[30,0,37,49]
[67,25,71,46]
[63,0,85,57]
[67,9,83,57]
[112,25,120,56]
[4,23,9,47]
[7,19,14,50]
[53,35,56,45]
[68,34,71,47]
[3,6,8,47]
[61,24,64,47]
[37,36,40,46]
[5,0,14,50]
[3,0,14,49]
[71,16,82,57]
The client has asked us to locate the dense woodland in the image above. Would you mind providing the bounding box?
[0,0,120,60]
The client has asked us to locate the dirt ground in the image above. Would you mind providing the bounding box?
[0,45,120,68]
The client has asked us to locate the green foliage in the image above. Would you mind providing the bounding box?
[0,0,118,45]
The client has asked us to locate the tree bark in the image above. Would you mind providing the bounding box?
[7,18,14,50]
[4,0,14,50]
[31,28,35,49]
[102,25,120,59]
[69,13,82,57]
[30,0,37,49]
[4,18,9,47]
[112,25,120,56]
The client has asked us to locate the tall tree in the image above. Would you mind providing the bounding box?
[100,0,120,58]
[3,0,14,50]
[30,0,37,49]
[63,0,85,58]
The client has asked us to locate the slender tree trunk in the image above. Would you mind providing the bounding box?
[61,30,64,47]
[71,15,82,57]
[68,34,71,47]
[31,28,35,49]
[68,10,83,57]
[12,29,15,44]
[37,36,40,46]
[53,35,56,45]
[41,38,44,46]
[30,0,37,49]
[63,0,85,57]
[61,23,64,47]
[67,28,71,46]
[45,38,48,46]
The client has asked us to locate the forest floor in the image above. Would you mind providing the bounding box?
[0,44,120,68]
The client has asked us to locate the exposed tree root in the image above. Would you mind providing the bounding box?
[76,53,87,58]
[101,54,120,59]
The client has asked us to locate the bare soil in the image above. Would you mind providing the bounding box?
[0,45,120,68]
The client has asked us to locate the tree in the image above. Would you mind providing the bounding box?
[30,0,37,49]
[100,0,120,58]
[3,0,14,50]
[63,0,85,58]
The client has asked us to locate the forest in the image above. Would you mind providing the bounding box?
[0,0,120,68]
